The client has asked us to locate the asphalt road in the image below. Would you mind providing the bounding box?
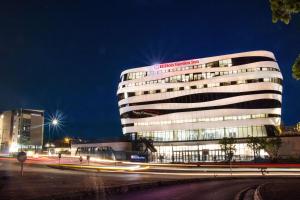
[0,159,192,200]
[2,159,300,200]
[109,179,259,200]
[110,179,258,200]
[109,178,300,200]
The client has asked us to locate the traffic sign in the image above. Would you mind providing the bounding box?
[87,155,90,165]
[58,153,62,164]
[17,151,27,163]
[16,151,27,176]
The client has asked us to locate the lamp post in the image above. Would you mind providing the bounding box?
[47,118,59,155]
[48,118,59,141]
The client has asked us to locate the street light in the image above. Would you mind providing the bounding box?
[48,117,60,136]
[64,137,70,144]
[46,117,60,155]
[45,111,65,154]
[52,118,59,126]
[48,110,64,129]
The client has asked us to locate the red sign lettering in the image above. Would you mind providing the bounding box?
[159,59,199,68]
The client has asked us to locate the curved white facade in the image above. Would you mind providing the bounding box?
[117,50,283,162]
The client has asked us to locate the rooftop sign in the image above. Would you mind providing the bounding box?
[159,59,200,68]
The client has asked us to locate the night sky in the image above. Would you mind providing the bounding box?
[0,0,299,140]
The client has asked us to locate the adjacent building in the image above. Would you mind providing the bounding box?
[117,50,283,162]
[70,138,132,161]
[0,109,44,153]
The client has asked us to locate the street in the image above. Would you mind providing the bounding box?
[0,158,190,200]
[110,178,300,200]
[2,158,300,200]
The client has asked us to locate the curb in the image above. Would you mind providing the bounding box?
[234,186,252,200]
[234,185,258,200]
[254,183,268,200]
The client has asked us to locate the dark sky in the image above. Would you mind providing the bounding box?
[0,0,299,140]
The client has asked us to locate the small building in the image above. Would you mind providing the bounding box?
[70,138,133,161]
[0,109,44,153]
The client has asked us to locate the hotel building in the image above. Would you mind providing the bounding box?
[117,50,282,162]
[0,109,44,153]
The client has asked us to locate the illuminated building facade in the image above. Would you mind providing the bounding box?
[117,50,282,162]
[0,109,44,153]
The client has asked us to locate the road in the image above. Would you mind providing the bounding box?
[110,178,259,200]
[110,178,300,200]
[0,158,193,200]
[1,158,300,200]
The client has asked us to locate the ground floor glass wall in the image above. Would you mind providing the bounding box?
[140,126,267,142]
[151,143,268,163]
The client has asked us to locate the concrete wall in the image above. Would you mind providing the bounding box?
[0,111,13,150]
[279,136,300,159]
[30,114,44,146]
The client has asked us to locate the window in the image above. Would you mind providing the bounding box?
[206,61,219,68]
[220,82,230,86]
[118,93,124,101]
[219,59,232,67]
[231,56,275,66]
[123,74,128,81]
[127,92,135,97]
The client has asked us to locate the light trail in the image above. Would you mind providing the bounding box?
[146,166,300,172]
[49,163,150,171]
[3,156,300,177]
[46,162,300,177]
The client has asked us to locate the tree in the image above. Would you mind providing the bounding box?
[247,136,266,162]
[269,0,300,24]
[219,137,236,162]
[269,0,300,80]
[292,54,300,80]
[264,137,282,162]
